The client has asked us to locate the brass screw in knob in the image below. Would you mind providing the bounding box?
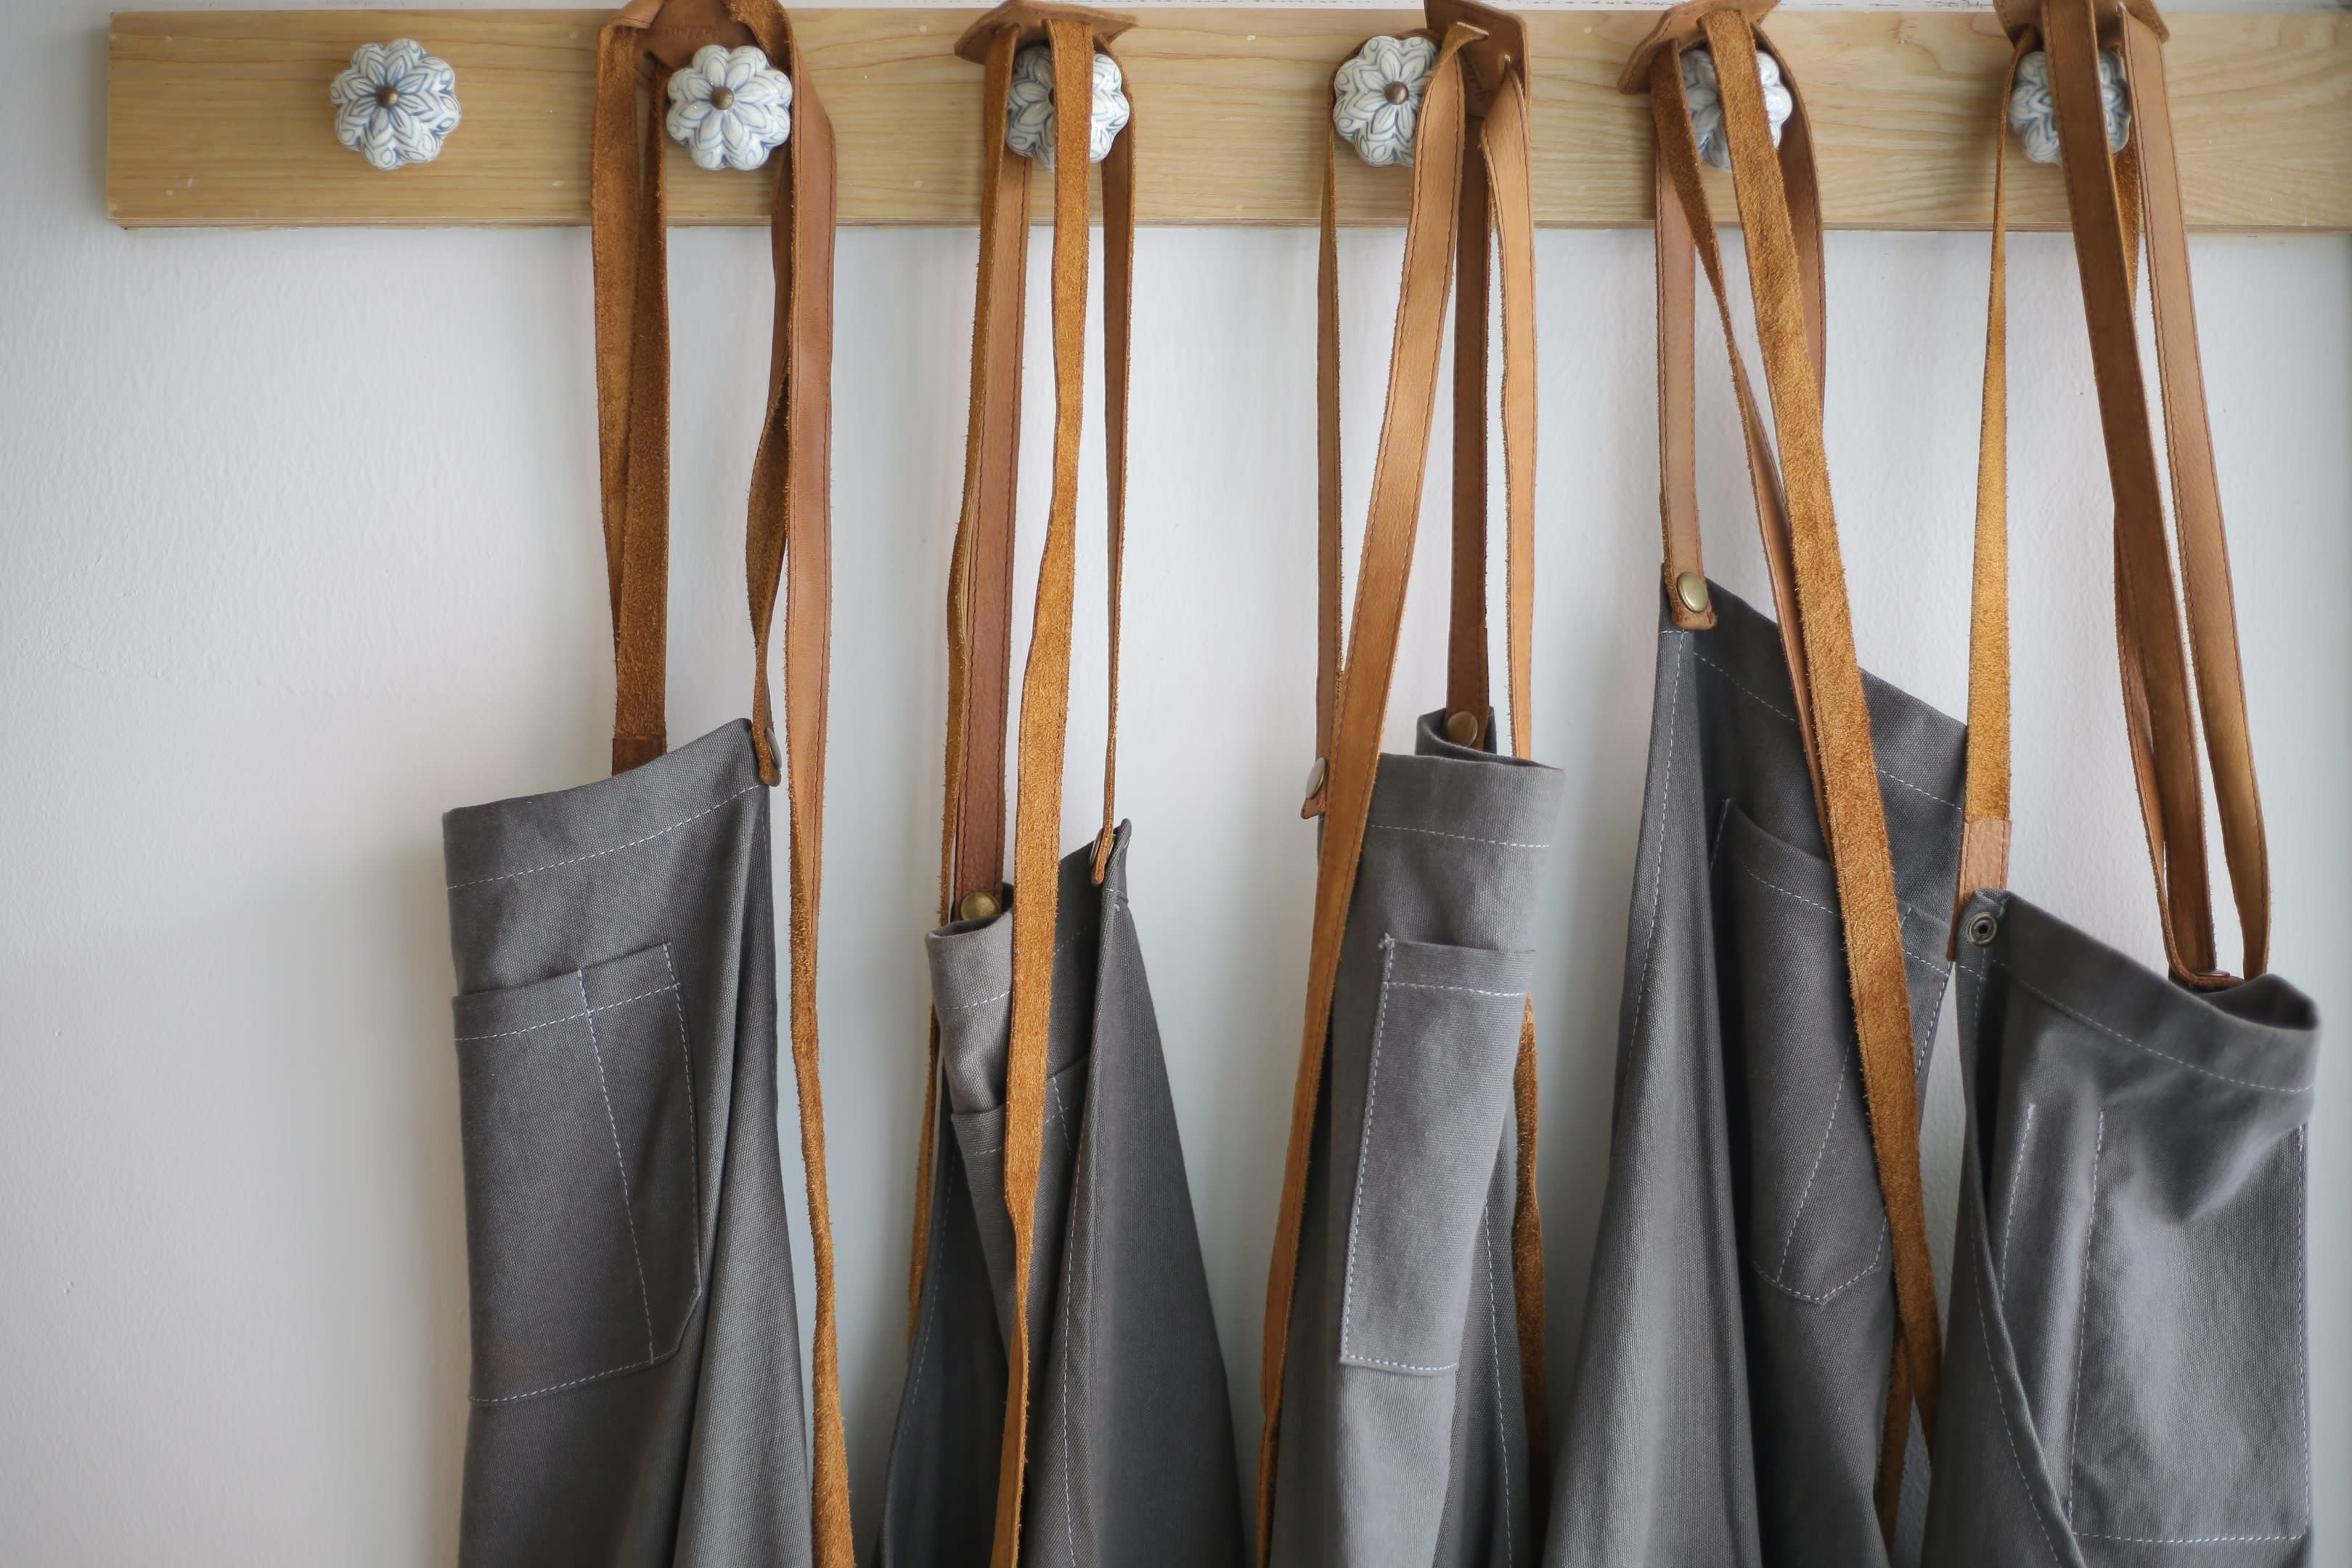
[375,84,401,109]
[1675,571,1712,616]
[1384,80,1411,105]
[1444,710,1483,746]
[709,85,736,111]
[957,890,1002,923]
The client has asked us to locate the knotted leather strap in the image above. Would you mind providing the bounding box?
[1960,0,2270,988]
[901,8,1137,1564]
[1265,8,1545,1552]
[1625,1,1941,1538]
[589,5,851,1563]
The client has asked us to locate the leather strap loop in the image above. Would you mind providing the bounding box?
[1265,10,1545,1553]
[1640,8,1943,1538]
[1966,0,2271,987]
[589,4,851,1563]
[913,10,1138,1564]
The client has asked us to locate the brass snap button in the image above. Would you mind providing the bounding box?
[1444,710,1482,746]
[1675,571,1711,616]
[1302,755,1327,803]
[957,890,1002,923]
[1965,909,1999,947]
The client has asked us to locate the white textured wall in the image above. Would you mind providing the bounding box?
[3,1,2345,1561]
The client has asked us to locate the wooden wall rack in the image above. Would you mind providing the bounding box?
[109,7,2352,231]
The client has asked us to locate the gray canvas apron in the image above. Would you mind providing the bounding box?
[442,4,853,1563]
[1923,4,2319,1561]
[1257,9,1559,1562]
[874,12,1244,1564]
[1549,6,1958,1561]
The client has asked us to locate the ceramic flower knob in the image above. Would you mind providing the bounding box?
[331,39,462,171]
[1005,44,1130,168]
[1333,35,1438,168]
[1681,45,1793,173]
[666,44,793,171]
[2008,49,2131,166]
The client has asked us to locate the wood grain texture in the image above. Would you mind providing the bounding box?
[107,8,2352,230]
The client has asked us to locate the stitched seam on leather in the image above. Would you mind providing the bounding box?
[659,944,703,1290]
[1483,1204,1513,1568]
[1372,822,1551,851]
[1749,1225,1883,1306]
[447,783,762,889]
[454,983,678,1042]
[1339,939,1399,1370]
[2066,1110,2104,1524]
[1964,1201,2070,1566]
[1998,1103,2035,1296]
[1624,637,1689,1053]
[1683,644,1961,809]
[1990,957,2314,1094]
[581,972,657,1365]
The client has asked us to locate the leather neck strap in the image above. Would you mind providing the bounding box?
[1265,10,1543,1554]
[1628,1,1943,1539]
[918,9,1136,1564]
[589,6,852,1564]
[1961,0,2270,987]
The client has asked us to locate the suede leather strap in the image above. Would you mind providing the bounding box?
[906,9,1137,1564]
[1263,7,1545,1553]
[1625,2,1943,1540]
[1961,0,2269,989]
[589,3,850,1562]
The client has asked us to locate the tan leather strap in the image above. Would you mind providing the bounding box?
[1630,4,1943,1538]
[911,9,1137,1563]
[1962,0,2270,989]
[1263,12,1546,1553]
[589,3,851,1561]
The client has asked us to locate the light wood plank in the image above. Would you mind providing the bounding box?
[107,8,2352,230]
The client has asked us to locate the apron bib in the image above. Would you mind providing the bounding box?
[1924,3,2318,1560]
[441,3,851,1563]
[874,9,1246,1564]
[1549,4,1958,1561]
[1259,8,1560,1561]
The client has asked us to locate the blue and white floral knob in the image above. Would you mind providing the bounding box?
[1681,46,1793,173]
[2008,49,2130,166]
[330,39,461,171]
[666,45,793,171]
[1334,36,1437,168]
[1005,44,1130,168]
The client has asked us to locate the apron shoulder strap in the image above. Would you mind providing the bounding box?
[1961,0,2271,987]
[588,7,852,1564]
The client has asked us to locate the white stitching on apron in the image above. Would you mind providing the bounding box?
[447,783,763,889]
[580,971,658,1365]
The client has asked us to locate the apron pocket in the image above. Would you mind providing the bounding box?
[1715,803,1895,1307]
[1337,936,1533,1378]
[452,942,703,1405]
[2067,1115,2309,1550]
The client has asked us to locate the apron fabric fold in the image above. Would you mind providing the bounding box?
[443,3,851,1562]
[1923,3,2319,1561]
[1261,8,1558,1561]
[875,11,1246,1563]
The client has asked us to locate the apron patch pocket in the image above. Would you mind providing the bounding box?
[1715,804,1898,1307]
[2069,1114,2309,1546]
[1338,936,1532,1378]
[452,942,703,1405]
